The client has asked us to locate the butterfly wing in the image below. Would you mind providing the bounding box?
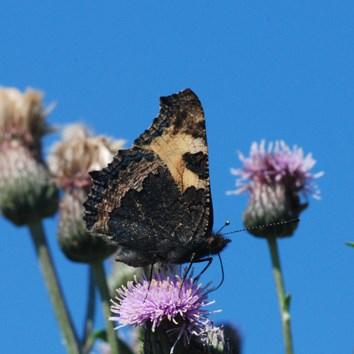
[84,89,213,266]
[135,89,211,193]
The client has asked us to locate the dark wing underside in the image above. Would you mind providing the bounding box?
[84,89,213,266]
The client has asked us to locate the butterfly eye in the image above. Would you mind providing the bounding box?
[208,237,218,246]
[207,235,221,250]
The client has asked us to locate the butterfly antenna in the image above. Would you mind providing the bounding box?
[216,220,231,234]
[223,217,300,236]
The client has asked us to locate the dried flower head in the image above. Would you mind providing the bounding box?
[228,140,323,237]
[49,124,125,263]
[111,272,222,353]
[0,88,51,156]
[49,124,125,191]
[0,87,58,225]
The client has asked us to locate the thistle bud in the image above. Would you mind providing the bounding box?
[228,140,323,238]
[49,124,125,263]
[108,261,142,296]
[0,88,58,225]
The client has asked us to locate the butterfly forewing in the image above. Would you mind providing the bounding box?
[84,89,220,267]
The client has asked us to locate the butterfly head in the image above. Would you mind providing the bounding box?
[202,233,231,257]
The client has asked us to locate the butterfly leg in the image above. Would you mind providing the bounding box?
[192,256,213,283]
[144,263,155,301]
[179,253,197,295]
[191,254,225,293]
[205,253,225,293]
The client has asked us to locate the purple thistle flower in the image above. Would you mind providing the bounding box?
[228,140,323,238]
[110,272,222,352]
[228,140,323,199]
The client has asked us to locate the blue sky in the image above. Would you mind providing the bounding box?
[0,1,353,353]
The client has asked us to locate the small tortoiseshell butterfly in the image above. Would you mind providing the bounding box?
[84,89,230,267]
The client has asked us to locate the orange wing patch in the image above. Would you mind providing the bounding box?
[145,132,208,191]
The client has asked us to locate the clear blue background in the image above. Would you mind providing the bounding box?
[0,1,353,353]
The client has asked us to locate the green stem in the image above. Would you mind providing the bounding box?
[82,267,96,354]
[28,220,80,354]
[92,262,120,354]
[267,237,294,354]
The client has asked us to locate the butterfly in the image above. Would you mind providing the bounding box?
[83,89,230,267]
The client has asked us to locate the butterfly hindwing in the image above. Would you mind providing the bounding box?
[84,148,211,266]
[84,148,160,237]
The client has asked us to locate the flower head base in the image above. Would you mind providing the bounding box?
[222,324,242,354]
[49,124,125,263]
[111,272,222,353]
[228,141,323,238]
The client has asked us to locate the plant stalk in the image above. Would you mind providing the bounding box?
[92,261,121,354]
[82,267,96,353]
[267,237,294,354]
[28,220,80,354]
